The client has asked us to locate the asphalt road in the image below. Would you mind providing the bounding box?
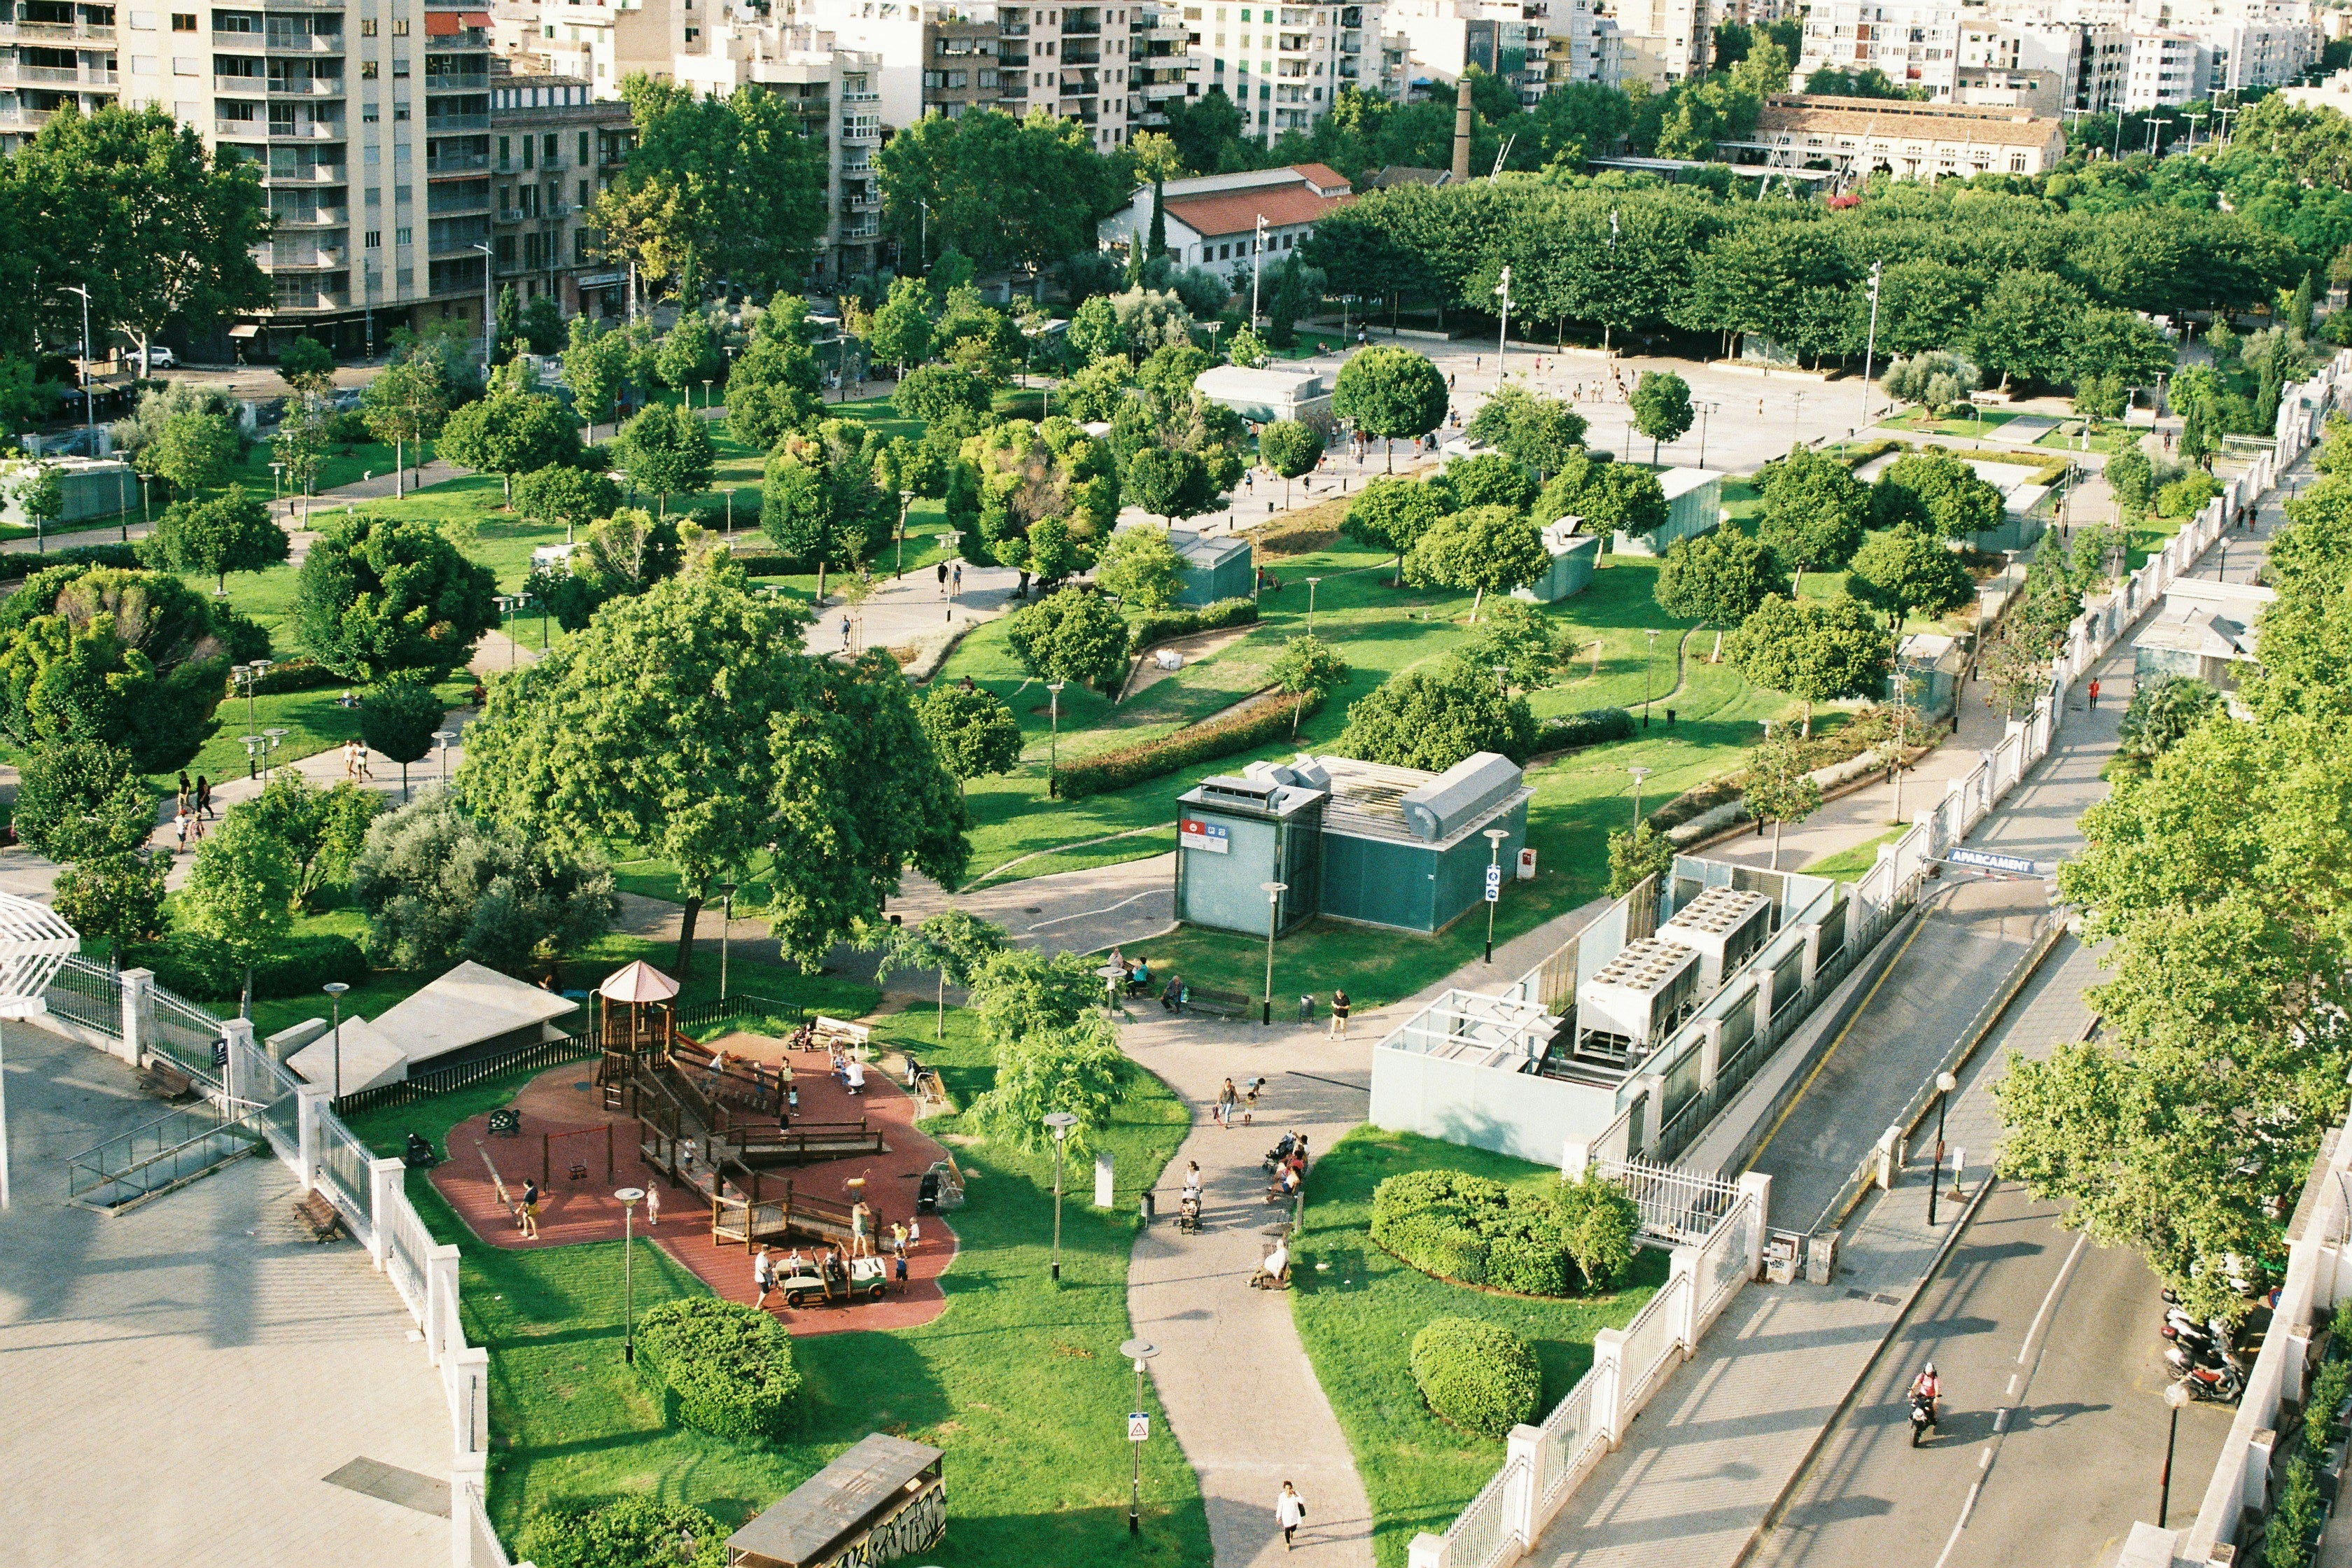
[1751,1181,2234,1568]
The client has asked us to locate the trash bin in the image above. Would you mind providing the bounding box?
[1139,1189,1156,1223]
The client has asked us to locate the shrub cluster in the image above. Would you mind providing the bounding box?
[514,1497,729,1568]
[1371,1166,1637,1296]
[1128,596,1257,657]
[1534,707,1635,754]
[221,657,347,699]
[1410,1317,1544,1438]
[635,1296,804,1444]
[0,541,142,587]
[1052,685,1322,801]
[141,931,369,1001]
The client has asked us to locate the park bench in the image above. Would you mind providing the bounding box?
[811,1016,872,1054]
[293,1189,345,1243]
[1180,986,1254,1020]
[137,1056,195,1102]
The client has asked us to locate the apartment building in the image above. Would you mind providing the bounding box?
[1798,0,1968,97]
[1737,91,2070,176]
[1382,0,1544,98]
[1612,0,1709,83]
[2122,24,2205,102]
[1177,0,1385,139]
[1541,0,1625,88]
[488,73,633,317]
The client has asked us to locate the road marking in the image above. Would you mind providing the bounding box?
[1750,915,1931,1163]
[1022,887,1172,932]
[1980,1443,1995,1466]
[2005,1373,2019,1399]
[1991,1408,2008,1434]
[1931,1481,1984,1568]
[2018,1231,2090,1365]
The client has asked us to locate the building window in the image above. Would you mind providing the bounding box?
[396,225,412,245]
[170,11,194,28]
[366,230,382,247]
[392,18,407,34]
[363,101,379,120]
[362,59,379,77]
[395,102,410,120]
[578,130,590,162]
[360,18,377,34]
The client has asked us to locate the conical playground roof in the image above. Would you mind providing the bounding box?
[598,960,680,1004]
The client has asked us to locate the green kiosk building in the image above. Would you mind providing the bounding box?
[1174,752,1533,937]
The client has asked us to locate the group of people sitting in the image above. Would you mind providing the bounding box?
[1266,1132,1310,1204]
[831,1049,867,1095]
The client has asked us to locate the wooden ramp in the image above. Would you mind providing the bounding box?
[711,1183,858,1251]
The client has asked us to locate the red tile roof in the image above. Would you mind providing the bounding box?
[1163,183,1354,241]
[1290,162,1353,195]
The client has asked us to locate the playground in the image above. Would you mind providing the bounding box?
[427,1024,962,1337]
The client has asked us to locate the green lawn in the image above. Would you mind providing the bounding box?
[1798,825,1906,881]
[1291,1127,1668,1568]
[1882,407,2020,438]
[350,1001,1209,1567]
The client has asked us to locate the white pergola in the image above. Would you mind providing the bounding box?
[0,892,80,1208]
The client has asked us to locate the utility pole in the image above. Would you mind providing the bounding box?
[472,242,495,368]
[1251,214,1267,328]
[1494,265,1513,386]
[1858,260,1883,429]
[61,284,94,444]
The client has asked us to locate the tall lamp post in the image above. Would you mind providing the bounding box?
[1926,1068,1959,1226]
[324,981,349,1100]
[2159,1378,2192,1525]
[1696,400,1718,469]
[471,241,496,369]
[1642,629,1660,727]
[1045,1111,1079,1281]
[1481,827,1509,963]
[1120,1337,1161,1536]
[718,881,736,1000]
[1858,259,1883,428]
[615,1186,644,1362]
[61,283,94,443]
[1259,881,1288,1026]
[1494,264,1513,386]
[433,729,456,789]
[1305,577,1321,634]
[1046,681,1066,797]
[1628,764,1653,828]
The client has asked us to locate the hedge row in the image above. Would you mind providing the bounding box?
[223,657,347,699]
[1534,707,1635,755]
[139,932,370,1002]
[0,541,142,589]
[1411,1317,1544,1438]
[1371,1166,1637,1296]
[1052,685,1323,802]
[636,1296,804,1444]
[1129,596,1257,657]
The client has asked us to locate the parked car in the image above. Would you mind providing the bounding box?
[145,346,177,370]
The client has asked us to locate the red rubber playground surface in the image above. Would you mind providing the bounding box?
[427,1034,958,1336]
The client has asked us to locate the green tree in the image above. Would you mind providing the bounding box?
[293,514,499,680]
[1124,445,1218,526]
[521,293,565,356]
[893,363,993,426]
[578,508,683,600]
[876,108,1129,283]
[357,679,449,801]
[1058,358,1133,422]
[2106,448,2156,514]
[614,401,715,519]
[918,682,1024,797]
[139,484,286,592]
[278,336,335,394]
[1726,593,1891,734]
[1258,419,1322,506]
[0,564,230,771]
[869,275,936,372]
[724,330,823,452]
[144,410,238,497]
[514,464,621,545]
[1742,721,1822,869]
[55,850,167,966]
[1404,504,1548,622]
[862,909,1009,1040]
[605,76,830,300]
[654,309,721,393]
[1068,295,1124,365]
[1868,451,2005,542]
[458,559,967,974]
[1269,631,1352,735]
[1630,370,1694,463]
[1457,599,1560,694]
[1756,447,1869,584]
[11,462,63,548]
[1093,526,1185,608]
[360,349,449,498]
[2115,673,2220,774]
[351,793,618,976]
[1654,528,1788,659]
[272,392,333,498]
[1606,820,1674,896]
[1465,386,1588,479]
[1846,524,1973,629]
[1335,662,1537,770]
[246,769,384,912]
[436,385,582,503]
[1334,346,1449,472]
[176,805,295,1017]
[760,421,894,601]
[1342,475,1444,585]
[1432,451,1537,515]
[563,316,634,441]
[13,738,153,862]
[1968,270,2088,390]
[971,1011,1128,1154]
[1004,586,1132,691]
[495,284,524,363]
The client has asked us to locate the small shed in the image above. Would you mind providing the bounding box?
[286,1015,409,1094]
[1612,469,1723,556]
[1192,364,1333,426]
[1314,752,1530,934]
[370,960,580,1071]
[1167,526,1254,606]
[1174,763,1329,937]
[726,1433,946,1568]
[1516,518,1601,603]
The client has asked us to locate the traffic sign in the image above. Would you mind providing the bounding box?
[1947,847,2037,876]
[1128,1413,1150,1443]
[1484,864,1502,903]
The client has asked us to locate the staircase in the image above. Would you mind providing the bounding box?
[66,1102,269,1214]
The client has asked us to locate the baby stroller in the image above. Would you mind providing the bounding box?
[1177,1191,1204,1233]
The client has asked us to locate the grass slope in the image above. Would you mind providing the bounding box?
[1290,1126,1667,1568]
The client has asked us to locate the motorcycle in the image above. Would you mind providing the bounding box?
[2174,1361,2245,1405]
[1910,1391,1939,1447]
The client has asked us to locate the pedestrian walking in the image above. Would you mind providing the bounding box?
[905,1216,921,1256]
[1329,988,1352,1039]
[1276,1483,1308,1550]
[195,775,213,820]
[890,1219,908,1256]
[952,561,962,595]
[518,1180,541,1238]
[356,743,374,781]
[1217,1077,1238,1128]
[851,1199,872,1256]
[645,1182,659,1228]
[840,615,853,650]
[176,771,192,816]
[174,808,188,853]
[2088,678,2102,708]
[937,560,949,596]
[755,1245,775,1308]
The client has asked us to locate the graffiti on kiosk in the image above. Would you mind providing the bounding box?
[819,1481,947,1568]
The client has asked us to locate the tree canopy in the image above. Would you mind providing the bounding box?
[1404,505,1549,622]
[877,108,1129,278]
[293,513,500,681]
[1335,660,1536,771]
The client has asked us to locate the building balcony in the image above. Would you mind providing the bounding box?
[262,163,349,183]
[425,111,491,130]
[426,189,492,214]
[0,104,55,129]
[264,244,349,268]
[1064,43,1101,62]
[0,18,104,41]
[1141,75,1186,95]
[1145,23,1189,41]
[425,150,489,172]
[248,31,345,50]
[272,205,347,225]
[1001,21,1030,34]
[270,289,351,312]
[426,71,491,89]
[0,62,118,85]
[217,116,270,137]
[268,120,346,139]
[841,88,879,103]
[839,220,878,239]
[1063,18,1102,35]
[841,119,880,141]
[842,188,881,209]
[267,76,346,95]
[496,206,525,222]
[216,74,270,94]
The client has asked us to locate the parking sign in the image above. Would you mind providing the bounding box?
[1484,864,1502,903]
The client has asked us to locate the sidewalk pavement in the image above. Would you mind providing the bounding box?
[799,554,1024,659]
[1521,447,2306,1568]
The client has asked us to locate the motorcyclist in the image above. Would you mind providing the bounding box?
[1910,1363,1941,1430]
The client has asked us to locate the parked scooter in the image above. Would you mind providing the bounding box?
[2173,1359,2246,1405]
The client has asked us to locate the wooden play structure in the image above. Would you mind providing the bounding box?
[594,960,682,1111]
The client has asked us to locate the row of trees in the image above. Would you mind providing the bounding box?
[1996,413,2352,1322]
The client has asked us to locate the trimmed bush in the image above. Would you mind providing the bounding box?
[1535,707,1635,754]
[140,931,369,1001]
[1371,1166,1637,1296]
[1410,1317,1543,1438]
[1128,596,1258,657]
[635,1296,803,1443]
[220,656,348,699]
[514,1497,729,1568]
[0,541,143,586]
[1052,685,1323,801]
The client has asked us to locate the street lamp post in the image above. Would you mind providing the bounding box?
[1696,401,1718,470]
[433,729,456,790]
[262,727,287,774]
[1305,576,1321,634]
[1046,681,1065,797]
[1259,881,1288,1026]
[324,981,349,1100]
[61,284,94,443]
[471,242,495,370]
[1251,214,1268,328]
[1858,260,1883,428]
[1121,1337,1161,1535]
[2159,1378,2192,1525]
[1927,1068,1959,1226]
[1494,265,1513,386]
[1642,629,1660,726]
[1493,662,1508,698]
[1629,764,1653,827]
[615,1187,644,1361]
[1481,827,1509,963]
[718,882,736,1000]
[1045,1111,1079,1281]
